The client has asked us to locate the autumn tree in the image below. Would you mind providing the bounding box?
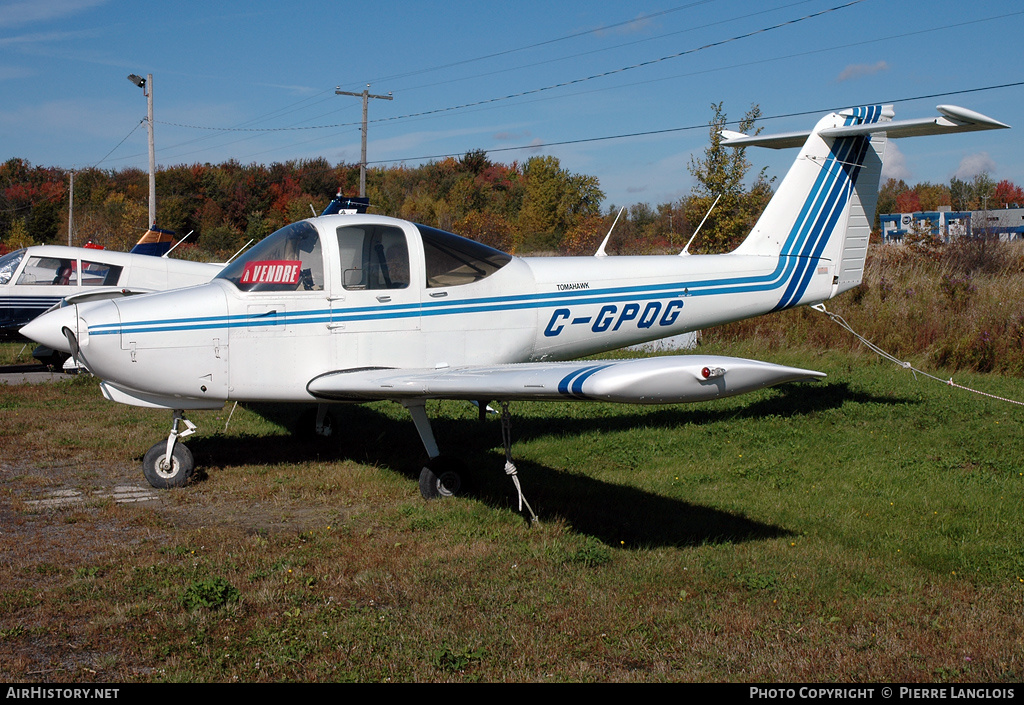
[0,158,66,245]
[876,178,907,225]
[560,214,608,256]
[915,182,951,211]
[950,173,996,211]
[992,179,1024,207]
[517,156,604,249]
[454,210,516,252]
[895,189,921,214]
[685,102,773,253]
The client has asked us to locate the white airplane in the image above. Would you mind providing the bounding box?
[0,231,223,349]
[20,104,1008,502]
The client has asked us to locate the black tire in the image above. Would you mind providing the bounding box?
[142,442,195,489]
[419,456,465,500]
[295,406,336,439]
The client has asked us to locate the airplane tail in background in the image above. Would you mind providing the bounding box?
[723,104,1008,310]
[129,227,177,257]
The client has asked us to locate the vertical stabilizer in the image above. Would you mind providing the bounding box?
[727,106,891,309]
[721,103,1008,308]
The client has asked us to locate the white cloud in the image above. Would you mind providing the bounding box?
[881,142,910,182]
[0,64,36,81]
[607,17,653,36]
[0,0,108,28]
[836,61,889,83]
[493,130,531,143]
[594,13,655,37]
[954,152,996,180]
[0,99,121,138]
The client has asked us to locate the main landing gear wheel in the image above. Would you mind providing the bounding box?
[142,442,195,489]
[296,405,336,439]
[419,456,466,500]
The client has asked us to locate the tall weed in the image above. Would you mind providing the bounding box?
[706,240,1024,375]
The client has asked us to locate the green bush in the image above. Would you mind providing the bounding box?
[181,576,240,610]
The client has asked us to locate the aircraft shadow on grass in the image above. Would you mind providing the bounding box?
[177,380,911,548]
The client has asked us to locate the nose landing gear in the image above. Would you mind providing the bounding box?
[142,410,197,488]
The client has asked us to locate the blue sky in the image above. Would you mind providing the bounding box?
[1,0,1021,209]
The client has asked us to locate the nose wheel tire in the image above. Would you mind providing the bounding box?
[419,457,465,499]
[142,442,195,489]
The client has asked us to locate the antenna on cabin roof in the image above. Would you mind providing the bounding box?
[595,207,626,257]
[681,194,721,256]
[321,191,370,215]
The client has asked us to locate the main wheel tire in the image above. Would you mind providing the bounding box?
[142,442,195,489]
[295,407,336,439]
[419,456,465,500]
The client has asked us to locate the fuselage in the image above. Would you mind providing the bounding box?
[23,213,837,408]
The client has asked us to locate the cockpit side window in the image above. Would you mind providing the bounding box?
[15,256,77,286]
[418,225,512,288]
[82,261,122,286]
[217,221,324,292]
[337,225,409,290]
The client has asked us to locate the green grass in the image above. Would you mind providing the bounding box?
[709,240,1024,375]
[0,341,36,366]
[1,348,1023,682]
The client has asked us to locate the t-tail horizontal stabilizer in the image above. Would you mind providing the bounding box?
[726,103,1008,306]
[721,104,1009,149]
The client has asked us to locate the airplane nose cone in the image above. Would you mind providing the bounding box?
[20,304,78,353]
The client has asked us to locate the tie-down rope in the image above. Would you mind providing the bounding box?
[500,402,539,523]
[813,303,1024,407]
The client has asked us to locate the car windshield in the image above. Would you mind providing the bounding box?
[0,249,25,285]
[217,221,324,292]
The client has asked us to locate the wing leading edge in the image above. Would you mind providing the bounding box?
[306,355,825,405]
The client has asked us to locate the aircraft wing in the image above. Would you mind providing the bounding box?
[306,355,825,405]
[722,104,1009,149]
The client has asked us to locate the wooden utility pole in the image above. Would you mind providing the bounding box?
[335,85,393,197]
[68,171,74,246]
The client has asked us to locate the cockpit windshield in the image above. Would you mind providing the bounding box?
[217,221,324,292]
[0,249,25,285]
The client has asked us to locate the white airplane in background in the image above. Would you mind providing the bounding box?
[1,230,222,354]
[21,104,1008,502]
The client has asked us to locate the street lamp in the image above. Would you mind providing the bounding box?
[127,73,156,227]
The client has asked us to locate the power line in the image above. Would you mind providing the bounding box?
[384,0,821,96]
[43,6,1023,174]
[365,81,1024,166]
[153,0,865,135]
[4,80,1019,220]
[351,0,717,87]
[90,120,145,169]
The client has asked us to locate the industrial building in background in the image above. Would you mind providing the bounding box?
[880,206,1024,244]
